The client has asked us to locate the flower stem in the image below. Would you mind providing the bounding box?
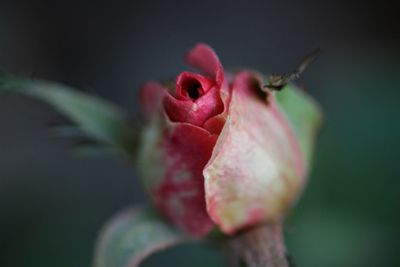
[227,223,289,267]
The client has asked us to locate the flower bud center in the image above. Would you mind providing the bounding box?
[183,79,203,100]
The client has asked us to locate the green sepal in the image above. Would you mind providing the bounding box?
[93,206,187,267]
[275,84,323,169]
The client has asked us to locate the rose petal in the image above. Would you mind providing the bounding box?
[153,123,218,236]
[137,116,218,236]
[203,71,305,234]
[185,43,224,87]
[203,83,232,134]
[139,82,166,119]
[163,86,224,127]
[175,72,214,100]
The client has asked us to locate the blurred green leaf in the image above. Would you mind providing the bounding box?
[0,73,136,158]
[50,125,89,139]
[276,85,322,169]
[94,206,187,267]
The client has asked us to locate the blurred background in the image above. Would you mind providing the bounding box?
[0,0,399,266]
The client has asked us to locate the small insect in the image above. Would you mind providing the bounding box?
[264,48,320,91]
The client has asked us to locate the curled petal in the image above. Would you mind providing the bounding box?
[204,71,305,234]
[163,86,224,127]
[203,83,232,135]
[175,72,214,100]
[185,43,224,87]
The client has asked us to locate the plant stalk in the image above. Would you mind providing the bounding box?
[227,223,289,267]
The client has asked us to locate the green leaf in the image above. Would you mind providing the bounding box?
[94,206,187,267]
[0,73,136,158]
[276,85,323,169]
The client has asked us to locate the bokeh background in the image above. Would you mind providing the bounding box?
[1,0,399,266]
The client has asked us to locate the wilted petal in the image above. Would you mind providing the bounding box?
[204,71,305,234]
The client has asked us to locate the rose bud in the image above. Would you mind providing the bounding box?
[136,43,321,237]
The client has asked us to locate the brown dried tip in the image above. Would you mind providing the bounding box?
[264,48,320,91]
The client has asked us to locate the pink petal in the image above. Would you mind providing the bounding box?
[203,71,305,234]
[175,71,214,100]
[163,86,224,127]
[203,83,232,134]
[185,43,224,87]
[139,82,167,119]
[153,123,218,236]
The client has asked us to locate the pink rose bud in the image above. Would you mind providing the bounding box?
[137,43,316,236]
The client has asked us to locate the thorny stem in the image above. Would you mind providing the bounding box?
[227,223,289,267]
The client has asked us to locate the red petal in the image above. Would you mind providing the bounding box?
[163,86,224,127]
[175,72,214,100]
[154,123,218,236]
[185,43,224,87]
[139,82,166,119]
[204,71,305,234]
[203,83,232,134]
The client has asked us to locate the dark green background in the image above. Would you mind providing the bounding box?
[1,0,399,266]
